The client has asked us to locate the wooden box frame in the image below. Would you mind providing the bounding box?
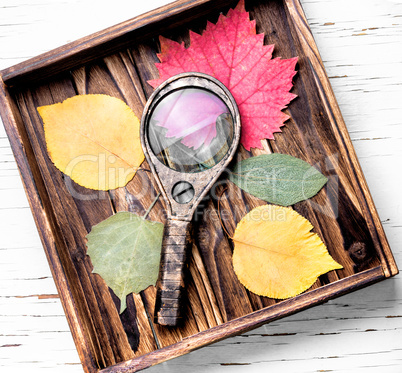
[0,0,398,372]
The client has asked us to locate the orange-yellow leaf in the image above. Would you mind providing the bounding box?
[232,205,342,298]
[37,94,144,190]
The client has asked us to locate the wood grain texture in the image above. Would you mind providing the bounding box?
[1,0,401,372]
[154,219,191,326]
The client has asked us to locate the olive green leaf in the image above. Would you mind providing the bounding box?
[86,211,163,313]
[229,153,327,206]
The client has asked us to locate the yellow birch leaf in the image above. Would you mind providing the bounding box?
[232,204,343,298]
[37,94,144,190]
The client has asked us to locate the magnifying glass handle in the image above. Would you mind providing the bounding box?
[154,219,191,326]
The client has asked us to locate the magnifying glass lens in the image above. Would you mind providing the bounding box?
[147,88,234,173]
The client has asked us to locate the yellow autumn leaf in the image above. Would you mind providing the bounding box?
[232,205,342,299]
[37,94,144,190]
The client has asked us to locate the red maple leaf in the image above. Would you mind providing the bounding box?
[148,0,298,150]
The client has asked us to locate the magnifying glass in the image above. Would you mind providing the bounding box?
[141,72,240,326]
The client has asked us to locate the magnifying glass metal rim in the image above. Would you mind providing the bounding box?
[140,72,240,326]
[141,72,241,220]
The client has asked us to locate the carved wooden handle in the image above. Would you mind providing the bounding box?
[154,219,191,326]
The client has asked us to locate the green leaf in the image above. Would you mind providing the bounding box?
[86,211,163,313]
[229,153,328,206]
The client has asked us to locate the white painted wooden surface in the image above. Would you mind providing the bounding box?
[0,0,401,372]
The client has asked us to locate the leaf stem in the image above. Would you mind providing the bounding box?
[143,192,161,220]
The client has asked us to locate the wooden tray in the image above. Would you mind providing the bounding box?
[0,0,398,372]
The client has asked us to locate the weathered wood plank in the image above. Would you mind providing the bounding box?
[13,77,138,368]
[70,59,160,357]
[14,88,111,370]
[0,76,98,373]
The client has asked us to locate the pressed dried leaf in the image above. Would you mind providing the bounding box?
[38,94,144,190]
[149,0,297,150]
[229,153,328,206]
[86,211,163,313]
[232,205,342,298]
